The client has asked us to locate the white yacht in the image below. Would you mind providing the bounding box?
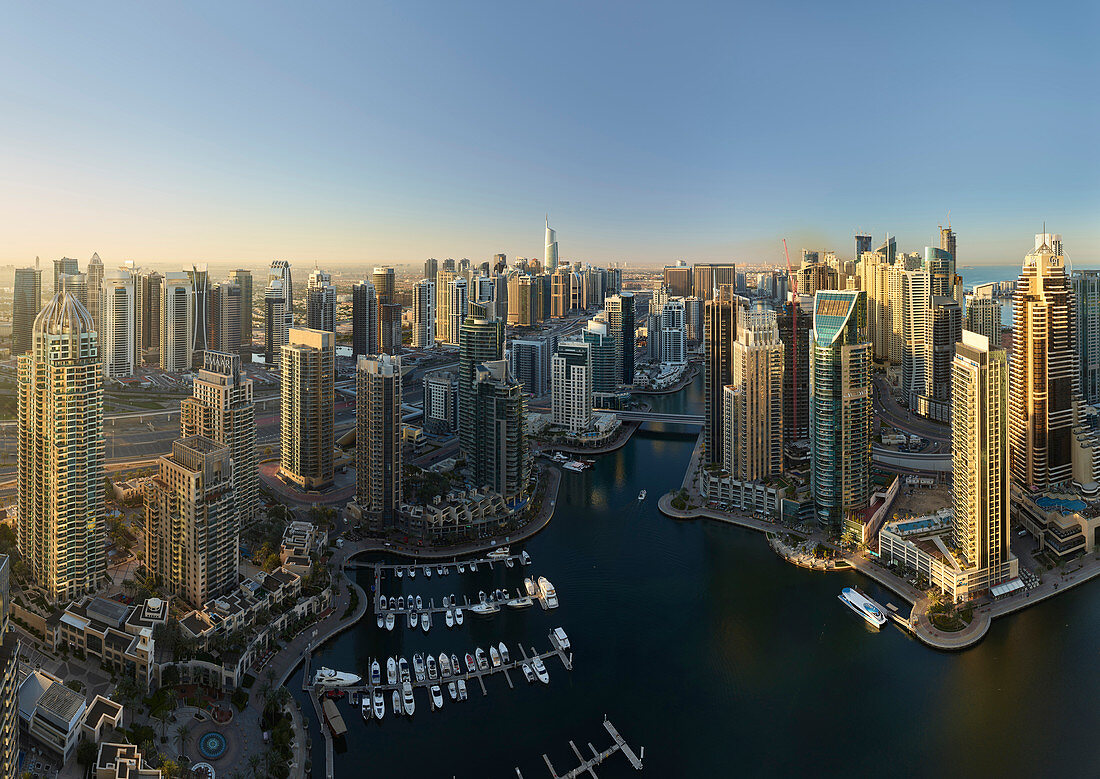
[313,667,361,687]
[361,697,370,721]
[397,596,405,610]
[469,562,478,572]
[396,567,403,578]
[399,657,410,683]
[402,682,415,716]
[552,627,571,650]
[427,654,438,680]
[489,646,502,667]
[521,551,531,565]
[838,587,888,628]
[448,681,457,700]
[425,566,432,579]
[370,659,381,685]
[376,612,384,629]
[415,595,423,610]
[451,654,461,676]
[532,656,549,684]
[408,566,415,579]
[391,689,401,716]
[458,563,465,573]
[430,685,444,709]
[487,546,511,560]
[475,648,488,670]
[457,679,468,700]
[506,596,533,609]
[386,657,397,685]
[638,489,647,501]
[385,613,395,631]
[389,597,396,609]
[413,653,425,682]
[437,565,445,576]
[524,578,537,597]
[464,653,476,673]
[505,557,514,568]
[538,577,559,609]
[521,663,534,683]
[439,653,451,676]
[373,690,385,720]
[455,608,464,626]
[445,609,454,628]
[469,602,499,617]
[422,611,431,633]
[498,642,510,664]
[407,611,416,629]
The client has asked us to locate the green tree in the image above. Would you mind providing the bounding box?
[175,722,191,757]
[76,738,97,767]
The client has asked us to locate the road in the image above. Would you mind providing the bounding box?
[872,375,950,443]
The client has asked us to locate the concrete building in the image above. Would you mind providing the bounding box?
[270,259,294,328]
[550,269,570,318]
[160,272,193,372]
[17,293,106,602]
[916,296,961,423]
[663,264,692,297]
[900,268,930,409]
[723,311,784,480]
[470,360,529,504]
[658,298,687,365]
[692,263,737,302]
[12,266,42,357]
[379,302,402,355]
[423,370,458,435]
[86,251,104,328]
[138,270,162,365]
[181,350,257,525]
[228,268,253,358]
[264,277,288,367]
[352,280,379,357]
[507,274,542,327]
[280,328,335,490]
[458,309,504,465]
[776,299,810,449]
[373,266,395,305]
[434,269,457,344]
[100,269,136,378]
[796,261,838,296]
[544,216,558,273]
[964,295,1002,345]
[509,336,555,396]
[704,289,740,464]
[210,281,243,355]
[412,279,435,348]
[306,268,336,332]
[0,556,20,779]
[605,292,636,384]
[809,290,872,536]
[145,436,238,608]
[1073,270,1100,405]
[53,257,78,294]
[445,277,469,347]
[353,354,403,529]
[60,273,88,310]
[552,342,593,435]
[95,742,162,779]
[186,266,211,358]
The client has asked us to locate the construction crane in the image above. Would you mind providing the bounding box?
[782,239,798,438]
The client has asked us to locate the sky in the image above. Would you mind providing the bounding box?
[1,1,1098,268]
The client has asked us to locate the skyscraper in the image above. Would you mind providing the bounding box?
[544,216,558,273]
[53,257,78,293]
[964,296,1003,347]
[373,266,396,305]
[209,282,243,355]
[12,266,42,357]
[228,269,253,358]
[550,269,570,318]
[280,328,335,490]
[354,353,403,529]
[723,311,784,481]
[509,336,555,397]
[270,259,294,327]
[187,265,211,357]
[900,268,931,409]
[17,292,105,602]
[379,303,402,355]
[507,274,541,327]
[939,225,957,264]
[435,269,457,344]
[925,247,956,299]
[776,300,810,448]
[704,289,739,465]
[86,251,104,328]
[605,292,636,384]
[855,234,872,260]
[264,277,288,367]
[412,279,436,348]
[809,290,872,535]
[458,309,504,468]
[145,436,238,607]
[445,277,469,346]
[101,269,136,378]
[552,342,593,434]
[692,263,737,302]
[1072,271,1100,405]
[470,360,529,504]
[0,555,19,778]
[306,269,336,331]
[663,264,692,297]
[424,258,438,285]
[182,350,257,525]
[352,280,379,357]
[658,299,687,365]
[139,270,163,365]
[160,272,193,372]
[61,273,88,309]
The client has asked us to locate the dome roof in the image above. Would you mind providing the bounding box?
[34,291,95,337]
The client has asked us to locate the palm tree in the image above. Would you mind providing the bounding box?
[175,722,191,758]
[247,754,262,779]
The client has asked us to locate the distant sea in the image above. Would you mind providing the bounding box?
[958,262,1100,327]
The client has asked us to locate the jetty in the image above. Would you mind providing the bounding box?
[516,717,643,778]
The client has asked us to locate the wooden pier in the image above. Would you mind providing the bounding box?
[347,552,526,574]
[519,717,643,778]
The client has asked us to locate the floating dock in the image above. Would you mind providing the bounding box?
[516,717,643,778]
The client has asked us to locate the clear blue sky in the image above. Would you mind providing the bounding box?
[2,1,1097,267]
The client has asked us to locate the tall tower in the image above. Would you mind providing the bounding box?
[939,225,957,264]
[412,279,435,348]
[12,266,42,357]
[434,269,456,344]
[182,350,257,525]
[704,289,739,464]
[552,341,593,434]
[724,311,784,480]
[228,269,253,359]
[446,277,469,346]
[423,258,438,285]
[186,265,211,356]
[160,272,193,372]
[86,252,104,328]
[0,555,19,778]
[952,330,1015,584]
[138,270,163,366]
[280,328,335,490]
[210,282,243,354]
[52,257,79,293]
[352,280,379,357]
[306,269,336,331]
[373,267,396,305]
[544,216,558,274]
[900,268,931,408]
[264,277,288,366]
[605,293,636,384]
[355,353,403,529]
[855,234,872,260]
[101,269,136,378]
[964,296,1002,346]
[379,303,402,355]
[776,300,810,448]
[1072,271,1100,405]
[471,360,529,503]
[809,290,872,535]
[458,309,504,469]
[270,260,294,327]
[17,292,105,602]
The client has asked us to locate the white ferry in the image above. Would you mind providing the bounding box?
[838,587,887,628]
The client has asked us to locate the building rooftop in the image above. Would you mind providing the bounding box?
[37,680,86,726]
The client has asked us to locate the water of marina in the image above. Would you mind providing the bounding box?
[292,373,1100,777]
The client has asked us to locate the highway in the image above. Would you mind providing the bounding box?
[872,375,950,443]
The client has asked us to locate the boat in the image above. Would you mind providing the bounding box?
[425,566,432,578]
[562,460,587,472]
[415,595,423,610]
[458,563,465,573]
[498,642,510,663]
[407,611,415,629]
[552,627,571,650]
[413,654,425,682]
[385,613,395,631]
[437,565,445,575]
[422,611,431,633]
[430,685,444,709]
[506,596,533,609]
[478,590,487,603]
[370,659,381,685]
[361,697,371,721]
[469,562,477,571]
[445,609,454,628]
[455,609,464,626]
[538,577,559,609]
[521,551,531,565]
[389,597,396,609]
[440,653,451,676]
[464,653,476,673]
[408,566,415,578]
[373,690,385,720]
[323,698,347,737]
[532,656,549,684]
[386,657,397,685]
[451,654,461,676]
[524,578,537,597]
[396,567,403,578]
[522,663,534,683]
[427,654,438,680]
[489,646,502,667]
[313,667,361,687]
[469,602,499,617]
[475,648,488,670]
[399,657,410,683]
[391,690,401,716]
[838,587,888,628]
[505,557,514,568]
[402,682,415,716]
[638,489,647,500]
[376,612,384,629]
[457,679,468,700]
[487,546,511,560]
[448,681,457,700]
[397,596,405,610]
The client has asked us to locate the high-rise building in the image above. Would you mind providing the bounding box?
[354,353,403,529]
[550,269,570,318]
[424,258,439,284]
[181,351,257,525]
[186,265,211,357]
[692,263,737,302]
[723,311,784,480]
[552,342,592,434]
[663,264,692,297]
[858,247,894,361]
[423,370,458,434]
[270,260,294,327]
[1009,237,1082,489]
[101,269,136,378]
[264,277,288,367]
[445,277,469,346]
[160,272,193,372]
[796,261,839,296]
[507,274,542,327]
[373,266,396,305]
[855,234,873,260]
[139,270,163,365]
[925,247,956,300]
[379,303,402,355]
[412,279,436,348]
[434,269,457,344]
[917,297,961,422]
[951,330,1017,587]
[352,281,379,357]
[306,269,336,332]
[60,273,88,309]
[605,293,636,385]
[544,216,558,273]
[470,360,529,503]
[658,299,687,365]
[939,225,957,264]
[704,289,739,464]
[12,266,42,356]
[86,252,104,328]
[210,282,243,355]
[1072,271,1100,405]
[144,436,237,607]
[280,329,335,490]
[53,257,78,293]
[17,292,105,602]
[0,555,19,778]
[228,269,253,358]
[809,290,872,535]
[964,296,1002,347]
[583,319,619,397]
[683,296,703,347]
[900,269,931,409]
[776,300,810,448]
[458,310,504,467]
[509,337,555,396]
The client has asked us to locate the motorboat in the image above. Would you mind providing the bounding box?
[386,657,397,685]
[532,656,549,684]
[451,654,461,677]
[838,587,888,628]
[361,697,371,721]
[396,567,403,578]
[439,653,451,676]
[399,657,410,683]
[422,611,431,633]
[427,654,438,680]
[445,609,454,628]
[475,648,489,670]
[638,490,647,501]
[505,557,514,568]
[413,653,425,682]
[437,565,445,576]
[498,642,510,664]
[408,566,415,578]
[506,596,533,609]
[489,646,501,667]
[448,681,457,700]
[391,689,401,716]
[442,566,450,575]
[416,595,423,610]
[313,667,361,687]
[458,563,465,573]
[376,612,384,629]
[402,682,415,716]
[370,659,381,685]
[478,590,487,603]
[524,578,537,597]
[552,627,571,650]
[389,597,396,609]
[455,609,464,626]
[469,562,478,572]
[562,460,587,472]
[469,602,499,617]
[373,690,385,720]
[385,613,395,631]
[457,679,468,700]
[430,684,444,709]
[487,546,511,560]
[522,663,534,683]
[538,577,559,609]
[521,551,531,565]
[407,611,415,629]
[464,653,476,673]
[425,566,432,579]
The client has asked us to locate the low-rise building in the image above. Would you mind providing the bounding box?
[401,488,515,544]
[17,669,122,765]
[1011,486,1100,561]
[96,742,162,778]
[57,597,166,688]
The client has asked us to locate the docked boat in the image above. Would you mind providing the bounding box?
[457,679,468,700]
[370,659,381,685]
[478,590,487,603]
[437,565,445,576]
[386,657,397,685]
[455,608,464,626]
[313,667,361,687]
[439,653,451,676]
[469,602,499,617]
[323,699,347,737]
[399,657,410,683]
[524,578,537,597]
[451,653,461,676]
[521,551,531,565]
[373,690,385,720]
[430,685,444,709]
[538,577,559,609]
[397,596,405,610]
[838,587,888,628]
[638,489,647,500]
[532,657,549,684]
[409,566,415,578]
[426,567,432,579]
[361,698,371,721]
[447,681,457,700]
[407,611,415,629]
[443,566,450,575]
[464,653,476,673]
[475,648,489,670]
[506,596,533,609]
[553,627,571,649]
[489,646,502,667]
[445,609,454,628]
[505,557,514,568]
[396,567,403,578]
[402,682,415,716]
[413,653,425,682]
[487,546,511,560]
[422,611,431,633]
[376,612,384,629]
[389,597,396,609]
[458,563,465,573]
[427,654,438,680]
[469,562,478,571]
[562,460,587,472]
[385,613,395,631]
[415,595,423,610]
[522,663,534,683]
[391,689,401,715]
[498,642,510,663]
